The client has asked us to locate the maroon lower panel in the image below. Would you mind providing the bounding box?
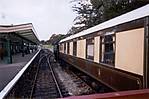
[59,53,143,91]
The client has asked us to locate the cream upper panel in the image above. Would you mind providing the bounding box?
[94,36,100,63]
[115,28,144,75]
[60,43,64,53]
[77,39,86,59]
[69,42,73,55]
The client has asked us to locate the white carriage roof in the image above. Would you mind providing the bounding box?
[0,23,40,44]
[60,4,149,43]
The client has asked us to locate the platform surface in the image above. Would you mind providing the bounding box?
[0,52,37,91]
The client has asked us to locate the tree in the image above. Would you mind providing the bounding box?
[47,34,65,45]
[91,0,149,21]
[72,1,93,28]
[41,40,46,44]
[69,0,103,34]
[68,0,149,35]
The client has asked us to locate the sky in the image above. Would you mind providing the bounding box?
[0,0,76,41]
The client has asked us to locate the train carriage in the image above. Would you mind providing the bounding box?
[58,4,149,91]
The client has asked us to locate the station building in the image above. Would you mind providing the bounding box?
[0,23,40,64]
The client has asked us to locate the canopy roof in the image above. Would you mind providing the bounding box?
[60,4,149,43]
[0,23,40,44]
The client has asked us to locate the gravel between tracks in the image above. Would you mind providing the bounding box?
[54,64,94,96]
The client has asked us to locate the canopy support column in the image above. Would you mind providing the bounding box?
[21,40,24,57]
[5,38,12,64]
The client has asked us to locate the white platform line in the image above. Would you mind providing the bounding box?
[0,50,41,99]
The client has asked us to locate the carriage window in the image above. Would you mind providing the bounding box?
[73,42,77,56]
[67,42,70,54]
[64,43,66,54]
[86,38,94,60]
[100,34,115,65]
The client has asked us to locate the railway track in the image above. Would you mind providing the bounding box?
[30,50,68,98]
[4,49,112,98]
[4,49,70,98]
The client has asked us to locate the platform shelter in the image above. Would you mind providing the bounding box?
[0,23,40,64]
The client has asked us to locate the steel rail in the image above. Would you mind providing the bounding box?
[29,50,63,98]
[29,55,46,99]
[46,53,63,98]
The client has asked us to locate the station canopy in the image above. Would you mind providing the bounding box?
[0,23,40,44]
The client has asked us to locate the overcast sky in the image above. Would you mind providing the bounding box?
[0,0,76,41]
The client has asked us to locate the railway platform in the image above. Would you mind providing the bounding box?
[0,51,37,91]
